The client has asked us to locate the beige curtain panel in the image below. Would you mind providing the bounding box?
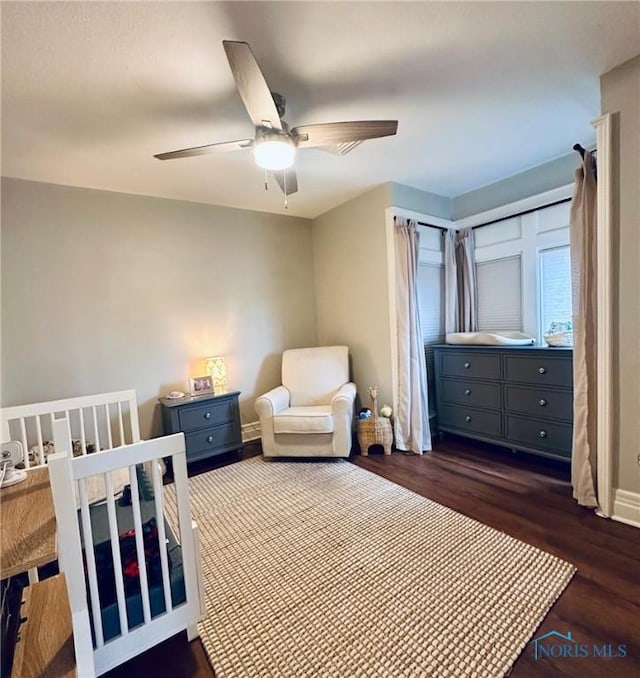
[394,217,431,454]
[444,228,478,333]
[570,150,598,508]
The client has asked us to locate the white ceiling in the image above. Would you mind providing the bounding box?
[2,2,639,219]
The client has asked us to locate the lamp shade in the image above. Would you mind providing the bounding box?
[253,136,295,170]
[205,356,228,393]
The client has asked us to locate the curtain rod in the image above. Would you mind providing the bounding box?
[417,221,448,231]
[417,195,573,231]
[471,196,572,230]
[394,215,448,231]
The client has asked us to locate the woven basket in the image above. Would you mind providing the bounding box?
[544,331,573,347]
[357,387,393,455]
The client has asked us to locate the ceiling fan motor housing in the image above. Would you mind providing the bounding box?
[271,92,286,118]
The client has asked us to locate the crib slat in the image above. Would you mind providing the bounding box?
[172,448,200,616]
[92,406,101,453]
[151,461,173,612]
[48,423,97,678]
[35,417,45,466]
[129,465,152,624]
[104,470,129,637]
[105,404,113,449]
[117,402,125,447]
[19,418,30,469]
[78,477,105,647]
[79,408,87,455]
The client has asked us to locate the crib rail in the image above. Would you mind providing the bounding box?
[1,390,140,469]
[48,420,201,676]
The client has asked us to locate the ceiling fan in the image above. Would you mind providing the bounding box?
[154,41,398,204]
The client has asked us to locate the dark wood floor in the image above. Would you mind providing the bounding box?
[108,437,640,678]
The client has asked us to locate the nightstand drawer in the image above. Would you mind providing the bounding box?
[179,399,235,432]
[504,385,573,422]
[504,355,572,387]
[438,405,501,437]
[161,390,242,466]
[440,352,500,380]
[505,415,572,458]
[185,423,239,459]
[440,378,501,410]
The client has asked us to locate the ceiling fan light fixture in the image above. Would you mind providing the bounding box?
[254,135,296,171]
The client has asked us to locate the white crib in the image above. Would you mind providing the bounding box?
[1,390,205,676]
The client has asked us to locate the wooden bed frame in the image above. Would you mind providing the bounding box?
[1,390,205,677]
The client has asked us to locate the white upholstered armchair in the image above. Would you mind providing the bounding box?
[255,346,356,458]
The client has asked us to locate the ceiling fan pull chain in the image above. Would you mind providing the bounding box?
[264,170,269,191]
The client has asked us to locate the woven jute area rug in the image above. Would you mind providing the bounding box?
[165,457,575,677]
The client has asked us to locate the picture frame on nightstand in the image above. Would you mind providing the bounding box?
[188,375,214,396]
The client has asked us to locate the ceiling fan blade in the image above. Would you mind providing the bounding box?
[154,139,254,160]
[291,121,398,149]
[273,167,298,196]
[223,41,282,131]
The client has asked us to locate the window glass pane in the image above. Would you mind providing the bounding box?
[540,245,572,335]
[476,255,522,331]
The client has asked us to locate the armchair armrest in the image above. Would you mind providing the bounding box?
[331,382,356,415]
[255,386,290,418]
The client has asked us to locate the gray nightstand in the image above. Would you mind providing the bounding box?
[160,390,242,464]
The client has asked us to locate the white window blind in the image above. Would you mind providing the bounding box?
[540,245,572,334]
[417,263,445,344]
[417,262,444,417]
[476,255,522,331]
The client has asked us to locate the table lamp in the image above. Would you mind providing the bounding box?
[205,356,228,394]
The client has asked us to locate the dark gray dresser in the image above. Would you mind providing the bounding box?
[433,345,573,461]
[160,391,242,464]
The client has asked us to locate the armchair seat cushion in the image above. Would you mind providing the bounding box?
[273,406,334,434]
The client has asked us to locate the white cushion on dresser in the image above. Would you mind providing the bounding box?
[446,331,535,346]
[273,406,335,434]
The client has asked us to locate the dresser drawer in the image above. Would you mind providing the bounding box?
[505,415,572,459]
[504,385,573,422]
[179,399,235,432]
[185,422,240,460]
[438,405,501,438]
[440,352,501,380]
[440,379,501,410]
[503,355,572,387]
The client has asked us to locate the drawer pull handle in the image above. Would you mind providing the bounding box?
[464,362,471,369]
[204,412,212,420]
[539,399,547,406]
[538,430,547,438]
[538,367,546,374]
[464,389,472,396]
[465,415,472,423]
[206,435,214,443]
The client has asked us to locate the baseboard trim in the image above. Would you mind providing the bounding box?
[612,488,640,529]
[242,421,261,442]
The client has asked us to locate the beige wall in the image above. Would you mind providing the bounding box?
[312,185,394,411]
[1,178,317,438]
[601,55,640,494]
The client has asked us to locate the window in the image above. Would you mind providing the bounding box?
[417,262,444,417]
[473,200,571,340]
[476,255,522,331]
[417,263,445,345]
[416,225,445,416]
[539,245,572,335]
